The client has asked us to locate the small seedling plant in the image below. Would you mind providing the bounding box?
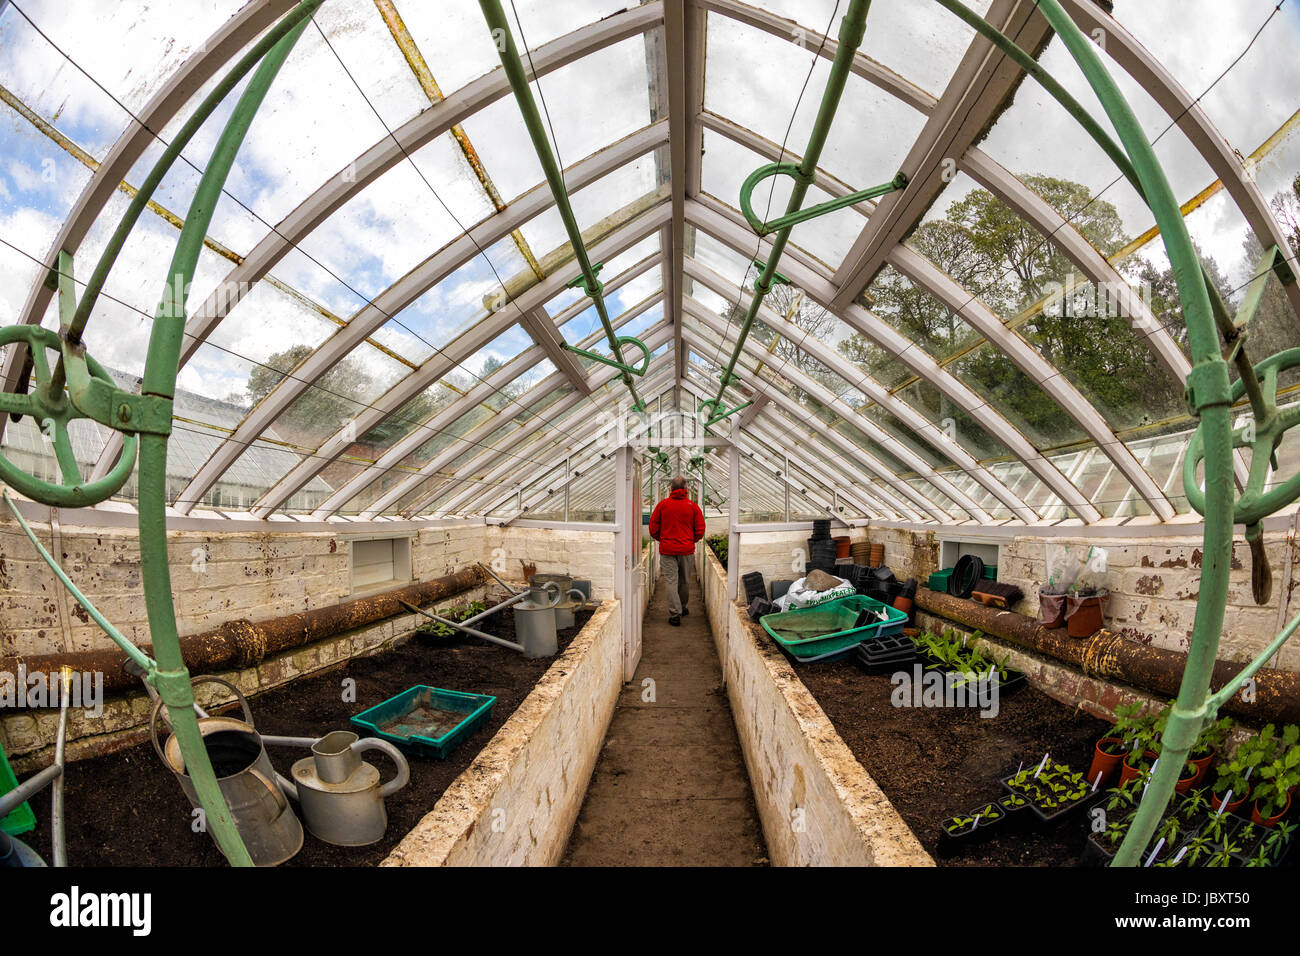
[1252,724,1300,820]
[423,600,487,638]
[916,629,1012,686]
[943,802,1004,836]
[1213,723,1300,818]
[1007,759,1090,815]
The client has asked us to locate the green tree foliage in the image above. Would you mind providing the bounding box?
[835,174,1246,448]
[244,344,439,447]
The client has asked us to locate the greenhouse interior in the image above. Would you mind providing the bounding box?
[2,0,1300,889]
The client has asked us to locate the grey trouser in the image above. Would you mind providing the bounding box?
[661,553,691,616]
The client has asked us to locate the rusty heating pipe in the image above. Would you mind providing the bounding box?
[1,565,486,695]
[914,587,1300,726]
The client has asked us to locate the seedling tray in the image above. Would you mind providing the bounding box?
[860,633,916,656]
[937,803,1006,856]
[918,650,1027,699]
[854,634,917,672]
[1000,771,1100,825]
[351,685,497,759]
[760,595,907,660]
[0,739,36,836]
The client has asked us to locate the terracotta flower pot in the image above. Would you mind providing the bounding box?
[1119,749,1158,786]
[1039,591,1066,629]
[1186,750,1215,790]
[1065,590,1109,639]
[833,536,851,559]
[1213,789,1250,815]
[1175,762,1201,794]
[1251,792,1292,829]
[1087,737,1126,789]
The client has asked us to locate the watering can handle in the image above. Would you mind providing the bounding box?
[148,674,255,763]
[566,588,587,607]
[543,581,562,608]
[353,737,410,798]
[249,767,290,821]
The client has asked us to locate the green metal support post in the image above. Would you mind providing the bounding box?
[0,0,324,867]
[714,0,906,430]
[136,5,321,869]
[1027,0,1234,867]
[477,0,647,412]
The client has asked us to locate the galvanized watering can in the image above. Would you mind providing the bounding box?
[401,580,574,658]
[512,581,566,657]
[151,676,303,866]
[529,573,588,629]
[283,730,409,847]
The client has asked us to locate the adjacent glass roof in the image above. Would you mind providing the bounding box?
[2,0,1298,526]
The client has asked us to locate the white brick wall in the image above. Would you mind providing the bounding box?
[483,526,617,599]
[0,517,490,658]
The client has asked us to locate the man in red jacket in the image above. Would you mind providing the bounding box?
[648,476,707,626]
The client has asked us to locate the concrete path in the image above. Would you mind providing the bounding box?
[562,562,768,866]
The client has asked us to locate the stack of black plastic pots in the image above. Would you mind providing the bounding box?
[806,520,837,574]
[742,571,767,605]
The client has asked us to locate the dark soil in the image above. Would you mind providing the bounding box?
[24,594,592,867]
[797,657,1111,866]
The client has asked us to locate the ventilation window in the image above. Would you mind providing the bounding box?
[350,536,412,594]
[938,538,1000,574]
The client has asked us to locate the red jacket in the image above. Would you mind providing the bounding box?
[648,489,706,556]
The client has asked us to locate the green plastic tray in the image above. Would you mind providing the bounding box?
[1,739,36,836]
[761,595,907,660]
[350,685,496,759]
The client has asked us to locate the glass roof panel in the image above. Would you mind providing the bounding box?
[3,1,1295,532]
[703,11,928,192]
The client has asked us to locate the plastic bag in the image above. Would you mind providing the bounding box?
[772,574,855,611]
[1044,543,1108,596]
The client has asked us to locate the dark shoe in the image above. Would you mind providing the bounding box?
[669,615,681,626]
[681,607,690,616]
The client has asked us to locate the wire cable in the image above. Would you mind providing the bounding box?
[3,0,607,475]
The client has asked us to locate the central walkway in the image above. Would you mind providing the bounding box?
[562,562,768,866]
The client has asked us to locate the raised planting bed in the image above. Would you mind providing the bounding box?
[21,594,593,867]
[795,656,1112,866]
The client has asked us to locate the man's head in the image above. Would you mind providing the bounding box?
[670,476,687,492]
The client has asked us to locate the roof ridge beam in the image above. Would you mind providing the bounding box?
[829,0,1052,311]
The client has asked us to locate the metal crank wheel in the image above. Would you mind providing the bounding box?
[0,325,138,507]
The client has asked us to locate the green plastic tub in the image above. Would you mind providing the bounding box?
[760,595,908,661]
[350,685,497,759]
[0,740,36,836]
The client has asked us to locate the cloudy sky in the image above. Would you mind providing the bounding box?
[1,0,1298,509]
